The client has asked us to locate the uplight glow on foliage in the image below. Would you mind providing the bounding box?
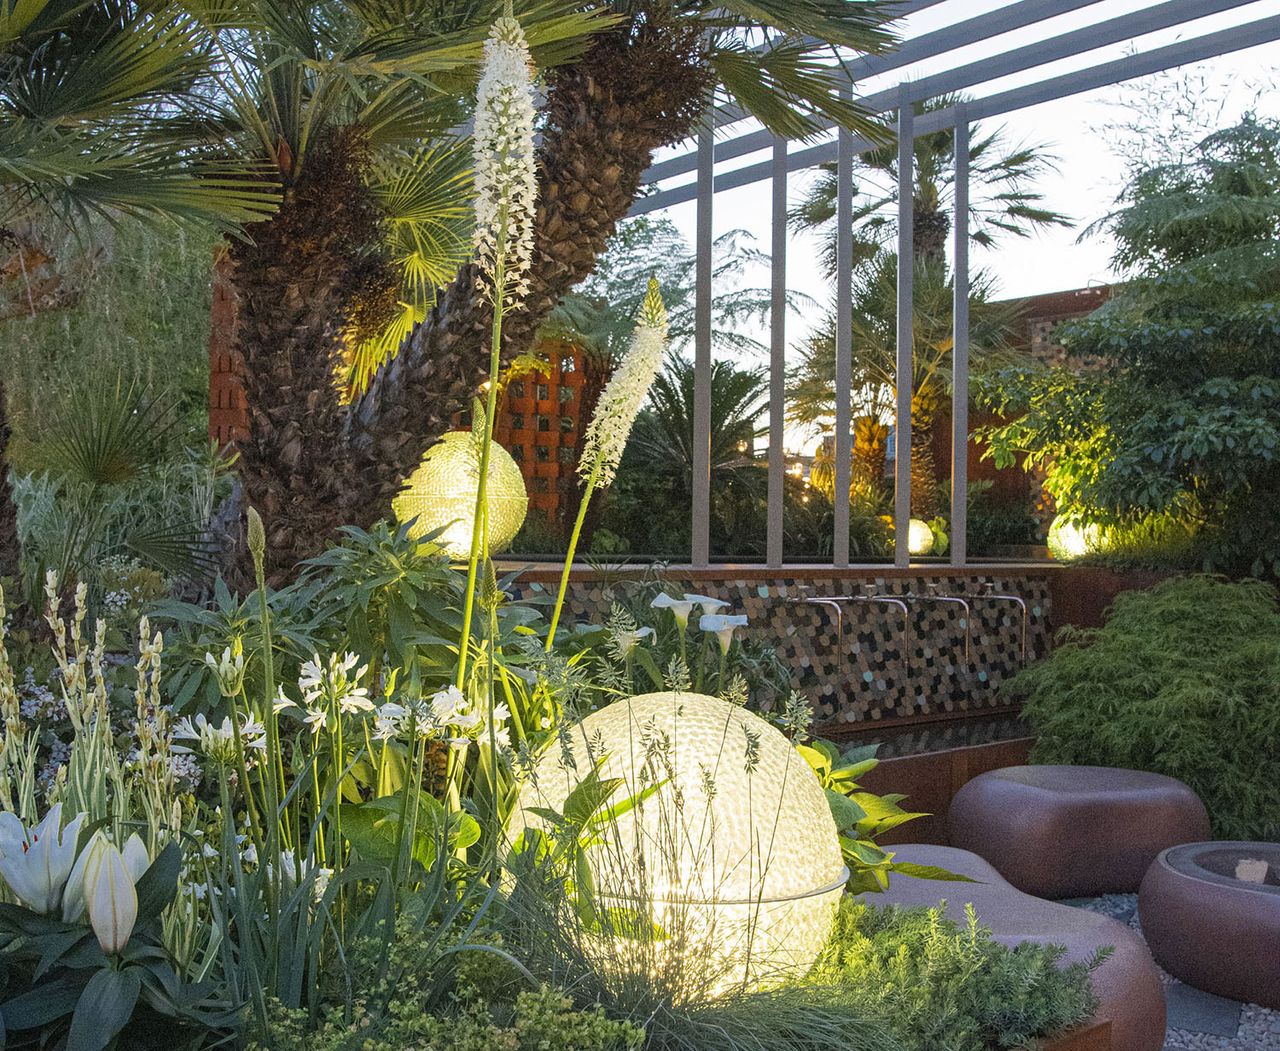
[1047,514,1101,561]
[512,691,846,995]
[393,432,528,557]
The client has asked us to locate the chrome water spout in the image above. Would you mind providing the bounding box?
[969,581,1028,663]
[848,584,911,655]
[900,583,971,661]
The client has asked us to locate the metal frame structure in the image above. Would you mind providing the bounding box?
[631,0,1280,569]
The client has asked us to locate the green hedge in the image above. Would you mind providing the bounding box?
[1011,575,1280,840]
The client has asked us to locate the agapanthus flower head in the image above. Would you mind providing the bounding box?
[472,9,537,308]
[579,278,668,487]
[299,652,372,716]
[204,644,246,698]
[172,713,266,769]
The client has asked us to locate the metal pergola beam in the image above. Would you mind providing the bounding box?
[638,10,1280,212]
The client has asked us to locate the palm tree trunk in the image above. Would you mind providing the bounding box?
[228,131,397,584]
[346,19,710,526]
[909,382,942,519]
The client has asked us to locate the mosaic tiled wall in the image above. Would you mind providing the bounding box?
[511,570,1052,728]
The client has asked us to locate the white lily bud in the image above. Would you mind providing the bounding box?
[85,841,138,954]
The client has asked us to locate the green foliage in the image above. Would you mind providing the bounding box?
[257,984,642,1051]
[814,900,1101,1051]
[1010,575,1280,840]
[0,844,235,1051]
[980,118,1280,577]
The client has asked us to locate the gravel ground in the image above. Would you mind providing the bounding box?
[1070,893,1280,1050]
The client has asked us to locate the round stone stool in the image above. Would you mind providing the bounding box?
[947,765,1210,898]
[1139,841,1280,1008]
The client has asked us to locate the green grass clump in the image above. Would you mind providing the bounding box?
[1010,574,1280,839]
[813,900,1100,1051]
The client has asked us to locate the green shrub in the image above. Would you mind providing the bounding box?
[815,901,1100,1051]
[1010,574,1280,839]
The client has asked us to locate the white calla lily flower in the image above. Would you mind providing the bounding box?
[699,613,748,655]
[650,593,696,629]
[686,593,727,614]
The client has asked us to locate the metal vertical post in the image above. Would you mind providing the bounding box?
[951,105,970,567]
[833,86,855,568]
[767,136,787,568]
[894,85,914,568]
[691,112,713,568]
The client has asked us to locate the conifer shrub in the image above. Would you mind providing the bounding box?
[1010,575,1280,839]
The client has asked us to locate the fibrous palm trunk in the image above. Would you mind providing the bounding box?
[909,381,942,519]
[228,131,397,585]
[346,19,709,526]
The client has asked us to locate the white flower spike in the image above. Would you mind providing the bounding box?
[473,8,537,307]
[579,279,669,488]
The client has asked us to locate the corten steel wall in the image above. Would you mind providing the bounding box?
[493,343,587,523]
[208,249,248,447]
[507,565,1052,725]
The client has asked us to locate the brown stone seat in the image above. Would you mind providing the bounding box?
[879,843,1167,1051]
[1139,841,1280,1009]
[947,765,1210,898]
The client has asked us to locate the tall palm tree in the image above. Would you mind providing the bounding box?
[788,253,1021,517]
[789,93,1071,272]
[340,2,901,563]
[0,0,279,576]
[628,354,768,513]
[177,0,614,582]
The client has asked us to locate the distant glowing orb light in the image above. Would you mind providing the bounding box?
[1048,514,1101,561]
[392,432,527,558]
[907,517,935,556]
[511,692,847,997]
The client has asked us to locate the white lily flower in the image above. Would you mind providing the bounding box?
[699,613,748,656]
[172,713,266,768]
[686,593,727,614]
[651,593,696,629]
[83,840,138,954]
[64,833,149,923]
[0,805,85,914]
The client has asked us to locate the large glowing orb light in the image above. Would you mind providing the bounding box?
[907,517,935,556]
[512,692,846,995]
[392,432,527,557]
[1047,514,1101,561]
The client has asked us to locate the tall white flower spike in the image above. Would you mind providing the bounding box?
[579,278,669,488]
[473,5,537,307]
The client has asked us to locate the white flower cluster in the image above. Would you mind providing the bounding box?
[473,13,537,307]
[276,652,373,734]
[373,684,511,752]
[172,712,266,769]
[579,279,669,487]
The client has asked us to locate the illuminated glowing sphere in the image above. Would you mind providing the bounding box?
[392,432,527,557]
[907,517,935,556]
[511,692,846,997]
[1047,514,1101,560]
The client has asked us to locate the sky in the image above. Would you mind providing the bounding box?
[642,0,1280,391]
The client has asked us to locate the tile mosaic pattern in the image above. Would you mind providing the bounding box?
[512,571,1052,725]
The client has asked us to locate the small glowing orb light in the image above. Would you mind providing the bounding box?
[392,432,527,557]
[907,517,935,556]
[1047,514,1101,561]
[511,692,846,997]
